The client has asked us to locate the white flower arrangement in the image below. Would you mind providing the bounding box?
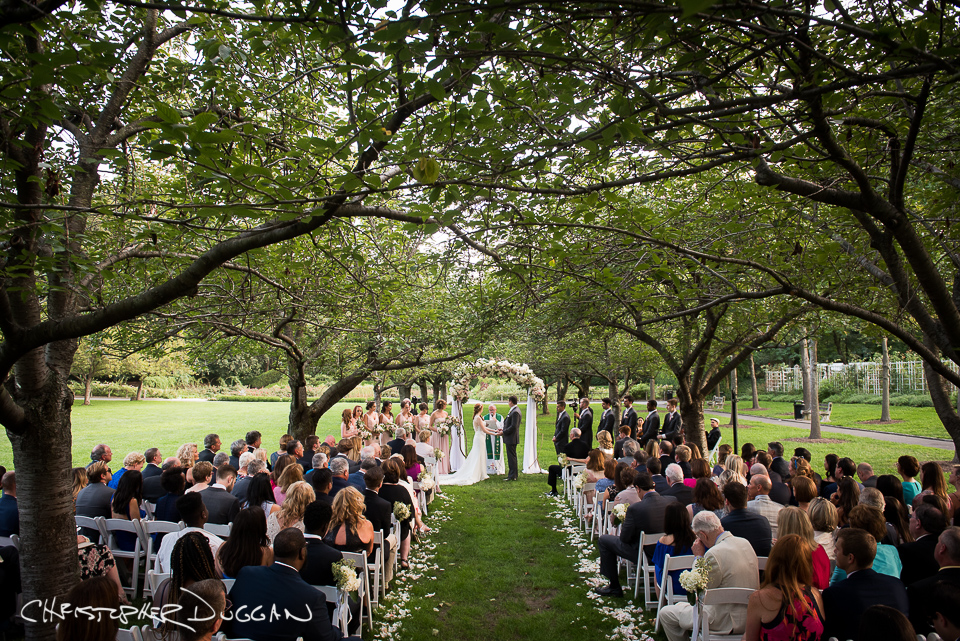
[359,427,373,441]
[612,503,628,525]
[417,471,436,492]
[393,501,411,521]
[557,453,569,467]
[434,448,443,460]
[679,557,710,594]
[400,421,415,436]
[573,469,588,492]
[451,358,547,403]
[331,558,360,592]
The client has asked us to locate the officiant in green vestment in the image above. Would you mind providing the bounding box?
[484,404,505,475]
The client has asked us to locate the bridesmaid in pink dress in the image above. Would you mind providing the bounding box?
[414,403,431,442]
[352,405,370,446]
[340,408,361,454]
[430,399,450,474]
[379,401,395,447]
[363,402,379,445]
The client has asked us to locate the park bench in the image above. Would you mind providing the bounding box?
[705,395,725,410]
[802,401,833,422]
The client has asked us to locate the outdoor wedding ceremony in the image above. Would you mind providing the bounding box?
[2,0,960,640]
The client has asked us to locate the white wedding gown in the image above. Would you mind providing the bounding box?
[437,415,490,486]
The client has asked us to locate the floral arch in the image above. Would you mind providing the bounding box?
[449,358,546,474]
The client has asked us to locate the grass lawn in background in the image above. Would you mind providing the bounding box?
[731,400,949,439]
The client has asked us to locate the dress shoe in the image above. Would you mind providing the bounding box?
[593,585,624,597]
[546,490,559,496]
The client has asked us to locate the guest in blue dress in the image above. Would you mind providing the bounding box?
[653,502,696,596]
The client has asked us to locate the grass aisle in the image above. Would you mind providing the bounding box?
[374,475,653,641]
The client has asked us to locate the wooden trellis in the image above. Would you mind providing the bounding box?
[763,360,960,395]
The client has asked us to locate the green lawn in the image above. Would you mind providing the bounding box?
[730,400,950,439]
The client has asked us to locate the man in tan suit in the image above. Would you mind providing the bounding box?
[659,511,759,641]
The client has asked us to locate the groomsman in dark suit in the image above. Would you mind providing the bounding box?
[598,398,615,438]
[501,395,521,481]
[575,398,593,449]
[620,394,638,439]
[639,400,660,447]
[662,399,681,441]
[553,401,570,454]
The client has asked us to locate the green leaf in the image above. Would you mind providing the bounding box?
[411,156,440,184]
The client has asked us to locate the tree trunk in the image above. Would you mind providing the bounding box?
[541,381,551,414]
[440,381,448,402]
[729,367,738,425]
[570,376,589,399]
[83,373,93,405]
[749,353,760,410]
[431,378,442,406]
[649,376,656,402]
[676,385,708,456]
[398,384,410,401]
[134,378,144,401]
[801,337,811,412]
[557,376,569,404]
[809,339,821,439]
[8,375,83,640]
[287,357,315,442]
[881,337,891,422]
[608,381,621,423]
[418,379,429,402]
[922,337,960,463]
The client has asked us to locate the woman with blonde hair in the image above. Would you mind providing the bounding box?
[644,439,660,461]
[273,463,304,504]
[176,443,199,484]
[323,486,374,556]
[108,451,145,489]
[724,454,746,477]
[253,447,270,469]
[72,467,88,505]
[597,430,614,459]
[266,480,314,543]
[777,506,829,589]
[713,443,733,475]
[742,534,824,641]
[807,497,838,560]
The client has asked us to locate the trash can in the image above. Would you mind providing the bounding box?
[793,401,804,420]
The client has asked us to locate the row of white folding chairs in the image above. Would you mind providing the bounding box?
[563,464,586,501]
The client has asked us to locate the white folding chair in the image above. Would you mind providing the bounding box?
[370,530,385,602]
[146,570,170,598]
[389,515,400,575]
[76,515,108,544]
[0,535,17,550]
[411,481,428,517]
[653,553,696,632]
[566,465,585,502]
[140,625,165,641]
[221,578,235,591]
[204,522,232,537]
[757,556,767,572]
[142,520,182,587]
[314,585,349,635]
[627,531,663,608]
[708,437,722,466]
[578,483,596,532]
[590,497,609,541]
[142,501,156,521]
[340,551,372,631]
[117,627,144,641]
[103,518,148,597]
[699,587,755,640]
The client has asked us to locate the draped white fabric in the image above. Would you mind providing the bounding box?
[449,398,467,472]
[522,389,542,474]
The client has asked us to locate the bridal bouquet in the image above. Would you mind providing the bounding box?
[393,501,411,521]
[573,470,588,492]
[434,448,443,460]
[679,557,710,601]
[417,471,436,492]
[557,453,569,467]
[435,418,452,437]
[612,503,628,525]
[331,558,360,593]
[359,427,374,441]
[400,421,415,436]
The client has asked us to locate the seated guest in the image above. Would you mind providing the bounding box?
[674,445,693,479]
[386,428,407,460]
[110,469,144,551]
[777,506,829,589]
[610,467,640,508]
[153,532,222,623]
[907,526,960,634]
[154,493,223,574]
[176,578,226,641]
[55,577,119,641]
[858,604,919,641]
[348,457,374,492]
[898,503,947,586]
[747,474,782,537]
[581,449,606,506]
[898,455,922,506]
[653,502,696,598]
[272,434,293,468]
[930,580,960,641]
[154,467,185,523]
[87,443,113,470]
[324,485,374,558]
[266,480,315,543]
[622,440,642,469]
[743,534,824,641]
[712,443,732,476]
[75,461,114,540]
[305,453,328,484]
[361,466,397,585]
[545,428,590,496]
[246,472,281,517]
[199,464,240,525]
[857,462,877,488]
[142,448,163,479]
[414,430,434,460]
[401,444,421,480]
[646,457,669,494]
[177,442,200,485]
[659,512,760,641]
[229,528,350,641]
[721,482,771,557]
[274,461,304,505]
[301,500,361,634]
[791,475,817,512]
[71,467,87,506]
[227,439,246,470]
[822,527,909,641]
[808,497,839,561]
[299,435,320,471]
[186,461,214,493]
[662,464,693,507]
[329,457,351,498]
[831,505,902,584]
[143,456,179,502]
[0,473,18,536]
[684,459,712,491]
[199,433,220,464]
[217,506,273,579]
[688,477,724,521]
[311,468,334,507]
[597,430,614,459]
[884,496,913,545]
[76,534,126,604]
[659,440,675,472]
[595,458,616,500]
[231,454,259,504]
[833,476,860,527]
[595,473,676,597]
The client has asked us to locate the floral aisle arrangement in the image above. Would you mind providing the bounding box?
[331,558,360,592]
[573,469,588,492]
[679,557,711,604]
[417,471,436,492]
[451,358,547,403]
[393,501,411,522]
[612,503,628,525]
[558,453,569,467]
[433,447,444,460]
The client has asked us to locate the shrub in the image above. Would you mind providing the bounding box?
[248,369,284,389]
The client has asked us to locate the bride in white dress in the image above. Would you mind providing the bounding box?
[438,403,500,486]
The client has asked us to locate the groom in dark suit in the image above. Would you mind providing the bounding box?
[501,395,521,481]
[553,401,570,454]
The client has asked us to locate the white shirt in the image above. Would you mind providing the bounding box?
[154,527,224,573]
